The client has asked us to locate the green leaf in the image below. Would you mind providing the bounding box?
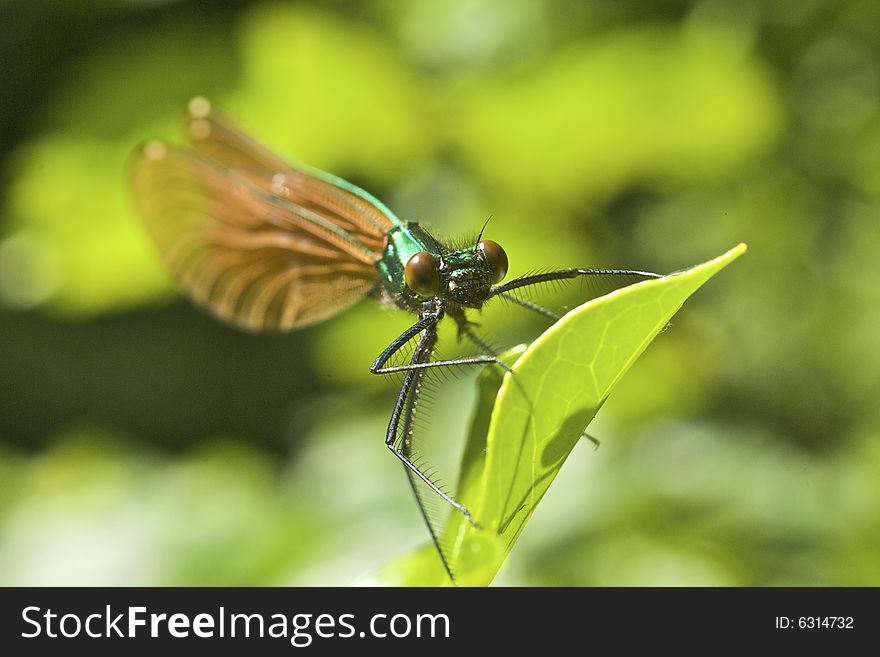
[372,244,747,586]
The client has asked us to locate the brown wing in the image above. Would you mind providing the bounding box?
[184,97,396,255]
[132,102,399,332]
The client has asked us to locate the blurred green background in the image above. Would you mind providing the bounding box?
[1,0,878,586]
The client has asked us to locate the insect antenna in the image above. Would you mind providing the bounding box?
[474,214,493,249]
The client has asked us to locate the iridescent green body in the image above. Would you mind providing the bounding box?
[376,223,496,315]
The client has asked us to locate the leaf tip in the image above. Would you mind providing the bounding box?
[695,242,748,276]
[731,242,748,257]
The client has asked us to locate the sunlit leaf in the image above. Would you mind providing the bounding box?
[377,243,747,585]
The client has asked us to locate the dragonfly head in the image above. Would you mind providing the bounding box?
[442,240,508,307]
[402,239,508,308]
[381,223,509,311]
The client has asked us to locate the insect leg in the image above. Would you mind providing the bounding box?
[370,312,441,374]
[371,313,506,375]
[394,334,456,581]
[374,317,480,524]
[489,268,662,299]
[500,292,561,321]
[372,309,522,556]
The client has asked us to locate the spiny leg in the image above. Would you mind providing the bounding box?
[380,318,484,581]
[370,311,440,374]
[397,355,456,581]
[371,306,550,579]
[447,305,513,371]
[489,268,662,299]
[381,320,478,527]
[370,310,502,376]
[500,292,560,322]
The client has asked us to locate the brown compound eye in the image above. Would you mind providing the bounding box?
[478,240,508,283]
[404,251,440,297]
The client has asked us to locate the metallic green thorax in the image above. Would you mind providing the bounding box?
[375,223,496,314]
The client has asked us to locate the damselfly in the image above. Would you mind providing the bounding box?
[132,98,661,581]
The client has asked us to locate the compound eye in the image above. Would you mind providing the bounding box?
[478,240,508,283]
[404,251,440,297]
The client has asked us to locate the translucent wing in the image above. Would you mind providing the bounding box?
[184,98,401,252]
[132,99,400,332]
